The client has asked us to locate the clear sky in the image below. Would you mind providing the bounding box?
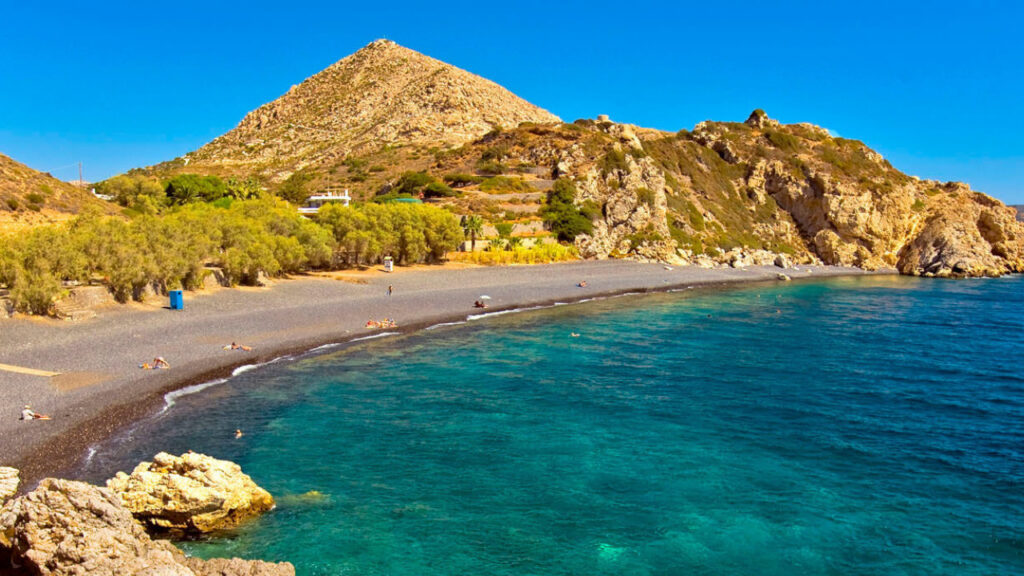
[1,0,1022,202]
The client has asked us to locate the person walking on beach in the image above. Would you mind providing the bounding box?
[387,285,393,296]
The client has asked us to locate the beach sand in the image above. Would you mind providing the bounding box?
[0,260,879,486]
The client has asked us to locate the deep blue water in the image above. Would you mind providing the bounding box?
[82,275,1024,575]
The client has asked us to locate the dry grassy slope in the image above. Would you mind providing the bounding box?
[151,39,559,184]
[0,153,118,234]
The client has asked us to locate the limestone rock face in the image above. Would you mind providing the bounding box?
[0,478,191,575]
[897,195,1024,277]
[106,452,274,534]
[0,468,18,504]
[0,478,294,576]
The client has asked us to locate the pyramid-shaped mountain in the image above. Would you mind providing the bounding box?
[179,39,559,179]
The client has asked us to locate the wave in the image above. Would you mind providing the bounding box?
[350,331,399,341]
[161,377,229,412]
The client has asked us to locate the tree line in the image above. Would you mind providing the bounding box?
[0,199,462,315]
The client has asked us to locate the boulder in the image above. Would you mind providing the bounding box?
[0,468,17,504]
[0,478,191,575]
[777,273,792,281]
[0,478,294,576]
[774,254,791,269]
[107,452,274,534]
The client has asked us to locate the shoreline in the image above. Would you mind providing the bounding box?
[1,261,885,488]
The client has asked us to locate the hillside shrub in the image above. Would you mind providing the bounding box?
[444,173,485,187]
[277,170,317,204]
[480,176,532,193]
[165,174,230,205]
[764,130,802,153]
[25,192,45,205]
[475,159,506,175]
[540,178,594,242]
[600,149,629,175]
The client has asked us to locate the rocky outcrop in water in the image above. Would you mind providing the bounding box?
[107,452,275,535]
[0,478,293,576]
[0,478,192,575]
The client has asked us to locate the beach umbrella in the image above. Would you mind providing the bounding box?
[479,295,491,300]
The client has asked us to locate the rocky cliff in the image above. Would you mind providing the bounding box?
[161,39,559,184]
[425,111,1023,276]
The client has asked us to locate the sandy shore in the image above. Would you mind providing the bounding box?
[0,260,878,485]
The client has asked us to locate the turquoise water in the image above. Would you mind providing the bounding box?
[83,275,1024,575]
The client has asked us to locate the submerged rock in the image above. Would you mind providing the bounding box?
[0,478,294,576]
[107,452,274,534]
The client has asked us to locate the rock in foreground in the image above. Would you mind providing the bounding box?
[0,478,293,576]
[107,452,274,534]
[0,468,18,504]
[0,478,191,575]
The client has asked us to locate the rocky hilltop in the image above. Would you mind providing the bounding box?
[167,39,559,183]
[1013,205,1023,222]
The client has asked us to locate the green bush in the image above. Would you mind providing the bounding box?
[637,187,656,208]
[475,159,506,175]
[480,176,532,193]
[26,192,45,205]
[277,170,317,204]
[444,173,485,187]
[318,202,463,265]
[6,198,20,210]
[541,178,594,242]
[600,149,628,175]
[165,174,229,205]
[765,130,802,153]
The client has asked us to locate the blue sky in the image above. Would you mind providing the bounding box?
[1,0,1022,202]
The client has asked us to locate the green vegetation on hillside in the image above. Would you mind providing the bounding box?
[540,179,598,242]
[0,199,462,315]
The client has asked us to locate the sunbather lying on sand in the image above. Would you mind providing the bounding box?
[141,357,171,370]
[223,342,253,351]
[21,405,50,421]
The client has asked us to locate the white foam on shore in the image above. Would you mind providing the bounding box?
[426,321,467,330]
[162,377,228,412]
[309,342,341,353]
[467,305,545,321]
[351,331,399,342]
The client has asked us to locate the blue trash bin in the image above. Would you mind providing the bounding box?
[169,290,184,310]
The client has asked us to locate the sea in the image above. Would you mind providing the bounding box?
[81,274,1024,575]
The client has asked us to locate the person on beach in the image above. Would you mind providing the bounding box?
[153,357,170,369]
[21,405,50,421]
[474,300,487,309]
[577,281,588,288]
[387,285,393,296]
[224,342,253,351]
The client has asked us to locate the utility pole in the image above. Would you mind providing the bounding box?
[78,162,83,186]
